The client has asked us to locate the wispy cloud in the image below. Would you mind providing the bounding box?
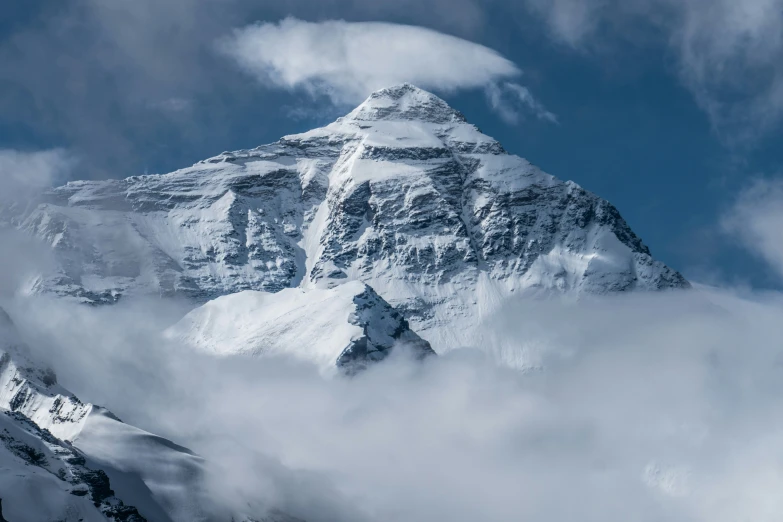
[486,82,559,124]
[0,148,75,200]
[219,18,556,124]
[722,177,783,280]
[523,0,783,146]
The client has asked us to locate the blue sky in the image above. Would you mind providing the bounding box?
[2,0,782,289]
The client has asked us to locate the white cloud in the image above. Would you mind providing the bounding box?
[722,178,783,279]
[1,163,777,522]
[219,18,555,123]
[0,149,74,193]
[0,149,70,297]
[9,284,783,522]
[487,82,559,124]
[0,149,75,209]
[0,0,489,178]
[523,0,783,145]
[525,0,609,47]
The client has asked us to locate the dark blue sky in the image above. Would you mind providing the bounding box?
[2,0,781,289]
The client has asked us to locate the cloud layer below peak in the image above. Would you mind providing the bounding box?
[219,18,556,123]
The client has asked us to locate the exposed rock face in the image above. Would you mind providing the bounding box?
[17,84,688,350]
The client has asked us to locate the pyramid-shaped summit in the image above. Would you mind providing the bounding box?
[19,84,689,351]
[343,83,468,124]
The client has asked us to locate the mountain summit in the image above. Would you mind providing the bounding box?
[20,85,688,351]
[343,83,468,124]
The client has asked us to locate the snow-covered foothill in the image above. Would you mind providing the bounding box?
[166,280,434,372]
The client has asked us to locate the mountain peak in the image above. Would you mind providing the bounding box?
[21,83,689,353]
[343,83,467,124]
[369,83,436,100]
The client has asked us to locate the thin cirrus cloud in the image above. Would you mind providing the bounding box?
[722,178,783,280]
[523,0,783,146]
[218,17,557,124]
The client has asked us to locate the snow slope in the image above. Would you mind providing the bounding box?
[166,280,435,372]
[17,84,689,351]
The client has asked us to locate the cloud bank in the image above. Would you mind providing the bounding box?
[9,281,783,522]
[523,0,783,145]
[220,18,556,123]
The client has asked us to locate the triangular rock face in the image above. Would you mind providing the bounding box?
[166,281,435,373]
[17,84,688,351]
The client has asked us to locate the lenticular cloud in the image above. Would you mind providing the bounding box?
[219,18,554,123]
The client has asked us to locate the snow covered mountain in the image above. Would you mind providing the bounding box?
[0,307,295,522]
[17,84,688,351]
[166,281,434,373]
